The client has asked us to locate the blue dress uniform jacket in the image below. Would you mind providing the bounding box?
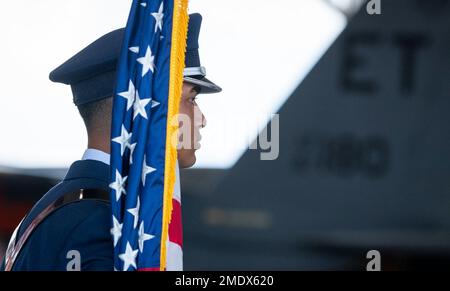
[1,160,114,271]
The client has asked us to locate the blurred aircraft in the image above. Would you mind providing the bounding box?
[182,0,450,270]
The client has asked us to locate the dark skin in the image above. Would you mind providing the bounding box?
[177,82,206,168]
[86,82,206,169]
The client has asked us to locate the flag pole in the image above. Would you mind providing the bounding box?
[160,0,189,271]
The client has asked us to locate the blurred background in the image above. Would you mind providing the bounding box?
[1,0,450,270]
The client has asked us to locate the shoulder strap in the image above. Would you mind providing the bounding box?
[3,188,110,271]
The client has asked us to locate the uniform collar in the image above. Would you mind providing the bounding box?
[82,148,111,165]
[64,159,110,184]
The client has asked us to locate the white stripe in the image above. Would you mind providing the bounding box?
[165,161,182,270]
[166,240,183,271]
[173,161,181,204]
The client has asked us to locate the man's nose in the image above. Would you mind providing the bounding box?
[201,113,207,129]
[195,106,207,128]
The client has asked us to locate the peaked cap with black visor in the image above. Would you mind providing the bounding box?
[49,13,221,107]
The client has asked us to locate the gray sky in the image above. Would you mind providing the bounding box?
[0,0,346,169]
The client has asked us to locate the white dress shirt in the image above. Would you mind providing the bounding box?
[82,149,111,166]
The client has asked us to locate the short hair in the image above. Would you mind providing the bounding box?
[77,97,113,133]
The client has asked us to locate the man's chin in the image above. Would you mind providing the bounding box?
[178,151,197,169]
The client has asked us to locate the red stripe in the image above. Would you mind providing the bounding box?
[138,267,161,271]
[168,199,183,247]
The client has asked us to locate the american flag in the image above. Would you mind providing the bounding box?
[109,0,188,271]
